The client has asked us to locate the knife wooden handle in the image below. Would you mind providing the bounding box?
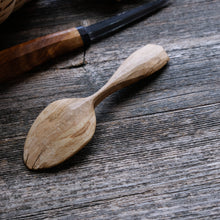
[0,27,85,83]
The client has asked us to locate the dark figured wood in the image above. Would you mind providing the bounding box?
[0,0,220,219]
[0,27,83,82]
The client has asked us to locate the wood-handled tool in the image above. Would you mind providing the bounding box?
[23,44,169,170]
[0,0,169,83]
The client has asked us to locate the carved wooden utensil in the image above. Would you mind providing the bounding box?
[24,44,169,170]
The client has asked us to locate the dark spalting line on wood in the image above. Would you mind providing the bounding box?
[0,0,220,219]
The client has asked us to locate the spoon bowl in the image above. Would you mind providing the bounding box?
[24,98,96,169]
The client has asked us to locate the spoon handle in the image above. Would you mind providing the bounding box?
[91,44,169,107]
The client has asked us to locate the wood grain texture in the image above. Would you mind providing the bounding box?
[0,0,29,24]
[0,0,220,219]
[23,44,169,170]
[0,27,84,82]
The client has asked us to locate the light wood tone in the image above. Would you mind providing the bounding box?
[23,44,169,170]
[0,27,84,82]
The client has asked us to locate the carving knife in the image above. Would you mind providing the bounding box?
[0,0,169,82]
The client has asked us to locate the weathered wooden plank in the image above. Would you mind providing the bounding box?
[0,0,220,219]
[0,104,219,219]
[0,38,219,138]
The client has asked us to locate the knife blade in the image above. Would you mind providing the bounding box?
[0,0,169,83]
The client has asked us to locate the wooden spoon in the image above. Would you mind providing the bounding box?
[24,44,169,170]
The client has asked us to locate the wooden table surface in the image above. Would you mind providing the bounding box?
[0,0,220,219]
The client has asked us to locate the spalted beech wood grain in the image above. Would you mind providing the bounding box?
[24,44,169,170]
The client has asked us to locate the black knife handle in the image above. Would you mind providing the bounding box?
[77,26,91,48]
